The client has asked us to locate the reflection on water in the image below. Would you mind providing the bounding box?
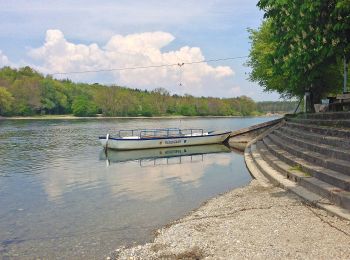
[100,144,233,201]
[0,117,276,259]
[101,143,231,164]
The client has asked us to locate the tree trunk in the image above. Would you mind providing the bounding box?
[344,55,348,93]
[304,90,315,113]
[305,89,322,113]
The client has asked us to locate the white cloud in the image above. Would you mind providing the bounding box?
[0,50,9,67]
[40,150,232,202]
[28,29,234,94]
[0,0,279,99]
[228,86,242,96]
[105,153,232,201]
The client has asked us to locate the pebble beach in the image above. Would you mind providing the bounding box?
[111,180,350,260]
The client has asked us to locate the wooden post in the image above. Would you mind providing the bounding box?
[104,133,110,155]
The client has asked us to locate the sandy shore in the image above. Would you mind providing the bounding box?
[111,180,350,260]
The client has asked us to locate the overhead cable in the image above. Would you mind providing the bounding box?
[51,55,248,75]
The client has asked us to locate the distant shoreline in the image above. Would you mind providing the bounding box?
[0,114,283,120]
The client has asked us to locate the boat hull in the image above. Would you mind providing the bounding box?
[99,131,231,150]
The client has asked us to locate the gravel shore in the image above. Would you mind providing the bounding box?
[111,180,350,260]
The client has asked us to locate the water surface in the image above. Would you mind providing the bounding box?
[0,117,276,259]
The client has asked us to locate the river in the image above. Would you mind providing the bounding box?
[0,117,276,259]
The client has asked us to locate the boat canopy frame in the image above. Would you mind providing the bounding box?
[116,128,206,138]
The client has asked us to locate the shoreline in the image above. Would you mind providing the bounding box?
[111,180,350,259]
[0,114,282,120]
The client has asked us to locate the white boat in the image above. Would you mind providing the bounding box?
[99,128,231,150]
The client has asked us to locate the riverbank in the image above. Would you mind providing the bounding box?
[0,113,283,120]
[111,180,350,259]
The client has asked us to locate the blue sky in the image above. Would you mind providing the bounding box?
[0,0,280,100]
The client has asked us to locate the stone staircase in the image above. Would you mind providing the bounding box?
[245,112,350,219]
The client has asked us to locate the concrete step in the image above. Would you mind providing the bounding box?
[267,133,350,176]
[273,128,350,161]
[286,121,350,139]
[256,141,350,209]
[244,145,272,188]
[248,143,350,219]
[302,112,350,120]
[261,138,350,191]
[286,117,350,128]
[250,143,288,187]
[279,125,350,149]
[256,140,308,182]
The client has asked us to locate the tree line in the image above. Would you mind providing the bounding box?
[0,66,296,117]
[248,0,350,108]
[257,101,299,114]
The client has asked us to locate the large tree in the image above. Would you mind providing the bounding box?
[249,0,350,105]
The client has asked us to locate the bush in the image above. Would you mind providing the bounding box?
[71,96,97,117]
[0,87,14,116]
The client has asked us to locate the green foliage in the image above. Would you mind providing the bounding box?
[0,87,14,115]
[249,0,350,103]
[247,21,289,97]
[257,101,299,113]
[72,96,98,117]
[0,66,266,117]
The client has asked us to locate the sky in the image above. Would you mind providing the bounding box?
[0,0,280,101]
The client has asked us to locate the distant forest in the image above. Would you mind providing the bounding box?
[0,66,296,117]
[257,101,299,114]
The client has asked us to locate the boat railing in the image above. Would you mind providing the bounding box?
[117,128,204,138]
[117,128,176,137]
[180,129,204,136]
[139,154,204,167]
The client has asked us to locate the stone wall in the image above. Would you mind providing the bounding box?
[228,118,282,151]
